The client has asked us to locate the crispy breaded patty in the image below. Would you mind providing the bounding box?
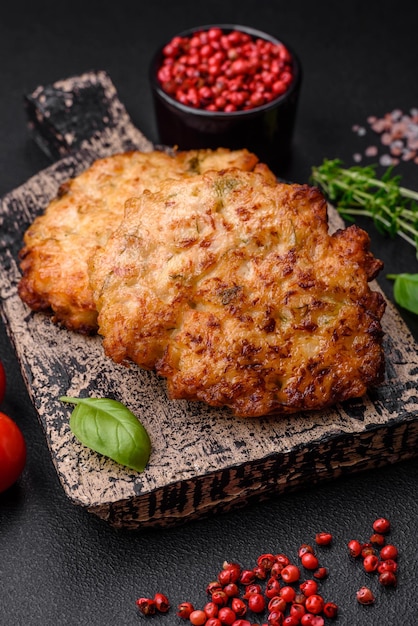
[18,147,265,334]
[89,168,386,417]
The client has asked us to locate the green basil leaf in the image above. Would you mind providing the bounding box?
[60,396,151,472]
[387,273,418,315]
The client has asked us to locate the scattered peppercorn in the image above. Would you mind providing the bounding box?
[373,517,391,534]
[156,27,295,113]
[377,559,398,574]
[217,606,236,624]
[211,589,228,607]
[323,601,338,618]
[313,567,328,580]
[239,569,256,586]
[290,602,306,620]
[305,594,325,615]
[136,518,399,622]
[203,601,218,619]
[223,582,239,598]
[231,597,247,617]
[301,614,325,626]
[347,539,363,558]
[301,552,319,571]
[264,577,281,599]
[370,533,386,546]
[205,619,222,626]
[298,544,315,558]
[189,609,208,625]
[300,579,318,597]
[242,583,263,599]
[247,592,266,613]
[361,543,376,558]
[356,586,376,605]
[135,597,156,615]
[220,561,241,583]
[379,570,398,587]
[347,517,400,600]
[257,553,275,570]
[153,592,170,613]
[363,554,379,573]
[268,608,285,625]
[380,544,398,561]
[280,585,297,603]
[268,596,287,613]
[206,581,223,596]
[314,532,332,546]
[177,601,195,619]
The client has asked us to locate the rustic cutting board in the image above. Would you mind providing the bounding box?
[1,71,417,529]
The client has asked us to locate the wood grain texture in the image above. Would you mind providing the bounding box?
[1,73,417,529]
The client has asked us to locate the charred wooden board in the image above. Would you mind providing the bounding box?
[24,70,153,159]
[0,72,417,529]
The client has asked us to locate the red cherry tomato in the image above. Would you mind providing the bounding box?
[0,412,26,492]
[0,360,6,404]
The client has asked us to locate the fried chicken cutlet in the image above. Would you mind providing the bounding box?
[89,168,386,418]
[18,147,268,334]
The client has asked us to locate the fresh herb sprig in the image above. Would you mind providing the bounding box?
[60,396,151,472]
[386,273,418,315]
[310,159,418,255]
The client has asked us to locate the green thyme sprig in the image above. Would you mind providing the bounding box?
[310,159,418,255]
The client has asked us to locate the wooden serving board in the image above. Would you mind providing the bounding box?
[1,72,417,529]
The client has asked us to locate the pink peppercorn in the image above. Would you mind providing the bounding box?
[217,606,236,625]
[373,517,391,534]
[281,564,301,583]
[380,544,398,561]
[157,27,294,113]
[356,586,375,605]
[315,532,333,546]
[189,610,208,625]
[135,598,156,615]
[301,553,319,570]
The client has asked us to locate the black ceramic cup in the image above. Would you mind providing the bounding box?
[149,24,302,175]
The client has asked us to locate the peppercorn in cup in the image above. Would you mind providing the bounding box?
[149,24,302,175]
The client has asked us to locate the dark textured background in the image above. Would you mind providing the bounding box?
[1,1,418,625]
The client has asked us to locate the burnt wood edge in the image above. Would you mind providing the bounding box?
[88,416,418,529]
[24,69,153,160]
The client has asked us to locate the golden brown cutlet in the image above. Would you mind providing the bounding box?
[89,168,386,417]
[18,147,267,334]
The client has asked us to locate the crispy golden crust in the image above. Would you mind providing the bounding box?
[89,169,386,417]
[17,148,261,334]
